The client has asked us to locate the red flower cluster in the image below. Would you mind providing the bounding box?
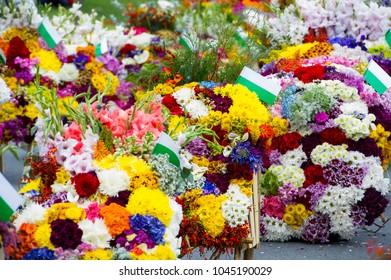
[118,43,137,56]
[71,172,100,197]
[303,164,327,187]
[6,37,30,68]
[320,127,349,145]
[179,216,249,257]
[270,132,302,154]
[161,94,184,115]
[294,64,326,83]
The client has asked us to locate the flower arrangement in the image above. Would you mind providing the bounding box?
[5,83,186,260]
[152,80,288,256]
[257,39,391,243]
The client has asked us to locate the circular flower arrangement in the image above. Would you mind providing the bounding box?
[5,86,186,260]
[258,50,391,243]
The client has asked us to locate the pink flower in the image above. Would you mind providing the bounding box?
[263,196,285,219]
[86,202,102,222]
[315,112,329,124]
[64,122,83,141]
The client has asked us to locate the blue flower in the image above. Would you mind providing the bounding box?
[202,180,220,195]
[23,247,56,260]
[129,214,166,245]
[199,81,220,89]
[230,141,264,172]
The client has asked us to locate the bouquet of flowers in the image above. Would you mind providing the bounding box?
[257,43,391,243]
[5,83,187,260]
[152,80,288,256]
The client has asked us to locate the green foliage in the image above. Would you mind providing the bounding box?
[260,170,282,196]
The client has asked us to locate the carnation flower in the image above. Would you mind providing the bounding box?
[97,168,131,196]
[50,219,83,250]
[71,172,100,198]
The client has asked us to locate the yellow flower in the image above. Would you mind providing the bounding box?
[126,187,173,226]
[195,194,226,238]
[58,97,79,116]
[23,104,40,120]
[286,204,295,214]
[34,223,55,250]
[19,178,41,194]
[65,206,86,223]
[55,168,70,184]
[167,115,186,135]
[131,244,176,260]
[94,154,117,170]
[191,156,210,168]
[91,72,119,96]
[283,213,295,225]
[84,248,113,260]
[45,202,77,223]
[295,204,305,215]
[30,49,62,72]
[3,77,18,91]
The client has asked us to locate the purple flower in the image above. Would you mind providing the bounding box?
[116,228,155,250]
[205,173,230,194]
[347,138,383,159]
[185,138,212,159]
[302,213,331,243]
[210,95,233,113]
[357,187,389,226]
[50,219,83,250]
[105,190,131,207]
[315,112,329,124]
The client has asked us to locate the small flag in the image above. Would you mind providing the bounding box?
[364,60,391,95]
[95,38,109,57]
[235,66,281,105]
[152,132,181,168]
[0,48,6,64]
[38,17,62,49]
[0,172,22,222]
[386,29,391,48]
[179,35,196,52]
[233,30,247,48]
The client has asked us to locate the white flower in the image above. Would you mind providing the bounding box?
[279,145,307,167]
[263,215,294,241]
[0,77,11,105]
[269,165,305,188]
[311,143,349,166]
[78,218,111,248]
[13,203,46,230]
[58,63,79,82]
[97,168,130,196]
[186,99,209,118]
[54,138,78,165]
[172,87,194,106]
[222,184,251,227]
[127,32,156,49]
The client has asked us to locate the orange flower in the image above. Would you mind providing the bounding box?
[76,45,96,58]
[100,203,131,237]
[93,140,111,161]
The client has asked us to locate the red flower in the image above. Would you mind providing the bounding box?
[71,172,100,197]
[6,37,30,68]
[294,64,326,83]
[303,164,327,187]
[320,127,349,145]
[162,95,184,115]
[119,44,137,55]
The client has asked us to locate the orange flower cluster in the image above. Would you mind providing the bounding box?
[100,203,131,237]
